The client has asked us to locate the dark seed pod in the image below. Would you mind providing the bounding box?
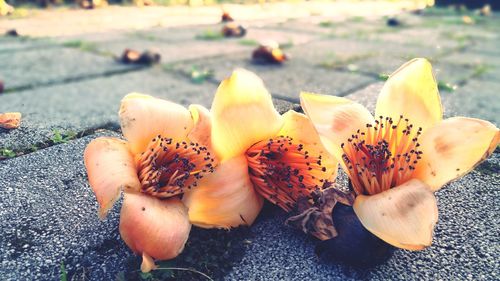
[316,203,394,267]
[222,23,246,38]
[386,17,401,27]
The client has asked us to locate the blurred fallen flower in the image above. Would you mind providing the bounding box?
[222,22,246,38]
[252,41,288,64]
[462,15,474,25]
[78,0,108,9]
[300,58,499,253]
[0,0,14,16]
[386,17,401,27]
[119,49,161,65]
[480,4,491,16]
[182,69,337,229]
[0,112,22,129]
[5,29,18,37]
[221,10,234,22]
[84,93,215,272]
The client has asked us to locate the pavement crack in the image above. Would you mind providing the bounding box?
[0,122,120,161]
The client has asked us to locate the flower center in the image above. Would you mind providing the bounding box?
[341,115,422,196]
[136,135,215,198]
[246,136,332,212]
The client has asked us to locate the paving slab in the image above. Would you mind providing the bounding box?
[444,80,500,125]
[0,130,132,281]
[0,68,217,152]
[0,36,57,53]
[223,154,500,280]
[355,56,476,84]
[173,54,376,100]
[0,46,137,91]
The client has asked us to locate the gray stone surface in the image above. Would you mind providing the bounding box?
[0,69,217,151]
[0,47,136,91]
[173,54,376,100]
[0,130,132,281]
[1,5,499,281]
[445,80,500,125]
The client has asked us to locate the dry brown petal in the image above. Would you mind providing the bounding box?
[0,112,22,129]
[285,187,355,240]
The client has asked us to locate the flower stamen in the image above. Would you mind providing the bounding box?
[246,136,332,212]
[136,135,215,198]
[341,115,423,195]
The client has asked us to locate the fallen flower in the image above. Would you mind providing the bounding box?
[119,49,161,65]
[84,93,215,271]
[222,22,246,38]
[301,58,499,250]
[0,112,22,129]
[252,40,288,64]
[182,69,337,229]
[221,10,234,22]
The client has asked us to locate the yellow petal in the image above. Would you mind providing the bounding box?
[187,104,212,149]
[413,117,499,191]
[375,58,442,132]
[210,69,284,161]
[300,92,374,162]
[279,110,338,180]
[119,193,191,261]
[140,253,157,273]
[83,137,140,219]
[119,93,194,155]
[182,155,264,228]
[353,179,438,250]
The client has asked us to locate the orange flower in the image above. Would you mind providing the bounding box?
[84,93,215,271]
[183,69,338,229]
[301,58,499,250]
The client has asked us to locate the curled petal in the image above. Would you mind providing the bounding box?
[279,110,338,179]
[141,253,157,273]
[211,69,284,161]
[119,193,191,262]
[353,179,438,250]
[300,92,374,162]
[376,58,442,133]
[84,137,140,219]
[183,155,264,228]
[119,93,193,155]
[413,117,499,191]
[188,104,212,149]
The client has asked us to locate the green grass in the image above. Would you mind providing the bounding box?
[51,129,77,144]
[470,64,491,78]
[195,30,223,41]
[60,262,68,281]
[189,66,213,84]
[0,148,16,158]
[61,40,113,56]
[238,39,259,46]
[319,20,333,28]
[437,81,456,92]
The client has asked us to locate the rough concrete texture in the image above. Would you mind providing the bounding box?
[1,3,500,281]
[0,46,136,91]
[0,131,132,281]
[173,54,376,100]
[0,69,217,151]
